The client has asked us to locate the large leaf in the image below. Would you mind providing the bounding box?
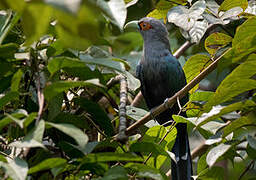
[219,0,248,11]
[206,143,232,167]
[0,91,19,110]
[46,122,89,150]
[0,43,19,58]
[147,0,175,20]
[44,0,82,14]
[183,54,211,93]
[11,69,23,92]
[205,54,256,110]
[44,79,104,100]
[0,157,28,180]
[125,163,167,180]
[205,32,232,55]
[28,158,67,174]
[222,112,256,137]
[93,0,127,29]
[80,152,143,164]
[22,3,52,45]
[102,166,128,180]
[74,98,114,136]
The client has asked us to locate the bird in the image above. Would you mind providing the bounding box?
[136,17,192,180]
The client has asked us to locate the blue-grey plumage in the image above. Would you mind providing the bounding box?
[136,17,192,180]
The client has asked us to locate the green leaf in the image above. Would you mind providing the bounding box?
[22,3,52,45]
[147,0,175,19]
[205,33,232,55]
[197,100,255,127]
[0,12,20,44]
[219,0,248,11]
[0,91,19,110]
[130,141,169,156]
[11,69,23,92]
[75,98,114,136]
[197,153,207,174]
[23,112,37,128]
[102,166,128,180]
[172,115,188,123]
[125,163,167,180]
[232,17,256,46]
[126,105,148,121]
[44,79,104,100]
[0,43,19,58]
[0,157,28,180]
[46,122,89,150]
[8,139,45,149]
[93,0,127,29]
[24,120,45,142]
[80,152,143,164]
[79,53,129,72]
[45,0,82,14]
[222,112,256,137]
[247,135,256,150]
[205,54,256,111]
[28,158,67,174]
[183,54,211,93]
[198,166,225,180]
[0,111,26,131]
[206,143,232,167]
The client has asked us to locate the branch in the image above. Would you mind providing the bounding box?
[119,48,231,136]
[117,75,128,143]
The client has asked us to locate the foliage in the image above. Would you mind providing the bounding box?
[0,0,256,179]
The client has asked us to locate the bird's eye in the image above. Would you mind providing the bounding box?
[139,22,152,31]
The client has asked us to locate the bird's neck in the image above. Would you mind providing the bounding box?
[143,39,171,61]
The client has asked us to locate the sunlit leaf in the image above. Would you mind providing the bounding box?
[219,0,248,11]
[44,0,82,14]
[206,143,231,167]
[205,32,232,55]
[11,69,23,92]
[0,157,28,180]
[44,79,104,100]
[28,158,67,174]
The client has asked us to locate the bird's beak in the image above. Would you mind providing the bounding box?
[124,20,140,32]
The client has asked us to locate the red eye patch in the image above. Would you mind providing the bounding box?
[139,21,152,31]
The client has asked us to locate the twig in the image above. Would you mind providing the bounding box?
[117,75,128,143]
[83,113,107,138]
[238,160,255,180]
[115,48,231,137]
[36,73,44,124]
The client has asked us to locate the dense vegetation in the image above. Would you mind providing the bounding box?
[0,0,256,179]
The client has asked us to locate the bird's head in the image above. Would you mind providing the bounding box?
[137,17,169,42]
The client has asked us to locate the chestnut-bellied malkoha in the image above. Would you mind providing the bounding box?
[136,17,192,180]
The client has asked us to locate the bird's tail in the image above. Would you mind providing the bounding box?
[171,123,192,180]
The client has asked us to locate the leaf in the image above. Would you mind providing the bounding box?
[205,54,256,110]
[0,43,19,58]
[219,0,248,11]
[11,69,23,92]
[93,0,127,29]
[0,111,26,131]
[232,17,256,47]
[0,157,28,180]
[126,105,148,121]
[197,153,207,174]
[205,33,232,55]
[28,158,67,174]
[80,152,143,164]
[44,0,82,14]
[23,112,37,128]
[248,135,256,150]
[102,166,128,180]
[44,79,104,100]
[188,19,208,43]
[222,112,256,137]
[197,100,255,127]
[79,53,129,72]
[22,3,52,45]
[0,91,19,110]
[74,98,114,136]
[46,122,89,149]
[147,0,175,20]
[183,54,211,93]
[206,143,232,167]
[24,120,45,142]
[9,139,45,149]
[125,163,167,180]
[172,115,188,123]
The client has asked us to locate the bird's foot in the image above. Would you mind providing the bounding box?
[164,98,174,109]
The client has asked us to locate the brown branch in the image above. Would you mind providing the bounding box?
[117,48,231,137]
[191,142,209,159]
[117,75,128,143]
